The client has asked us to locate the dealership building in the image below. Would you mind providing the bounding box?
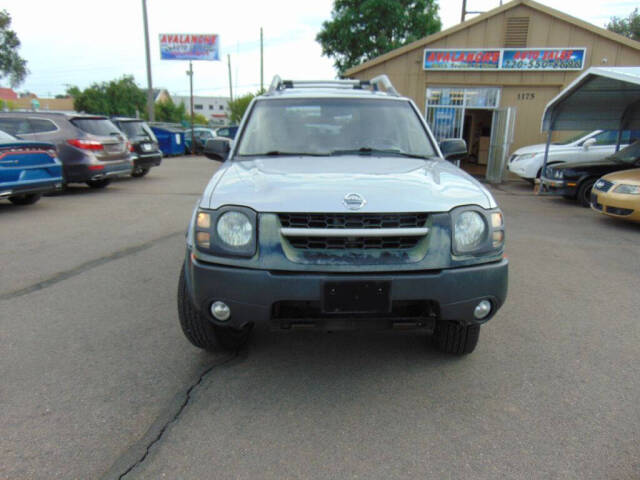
[346,0,640,178]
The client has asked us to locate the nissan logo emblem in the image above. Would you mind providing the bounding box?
[343,193,366,210]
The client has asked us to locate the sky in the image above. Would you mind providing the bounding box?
[3,0,638,99]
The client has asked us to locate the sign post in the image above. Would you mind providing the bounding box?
[159,33,220,154]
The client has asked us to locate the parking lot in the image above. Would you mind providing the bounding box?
[2,156,639,480]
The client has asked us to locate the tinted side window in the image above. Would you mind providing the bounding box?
[594,130,638,145]
[30,118,58,133]
[0,117,31,135]
[593,130,618,145]
[71,118,120,136]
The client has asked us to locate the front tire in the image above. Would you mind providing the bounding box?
[433,321,480,355]
[9,193,41,205]
[177,265,251,351]
[86,179,111,189]
[577,178,596,208]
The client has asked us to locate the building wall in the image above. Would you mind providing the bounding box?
[349,3,640,152]
[173,95,230,126]
[11,97,75,112]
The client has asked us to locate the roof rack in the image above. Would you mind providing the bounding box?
[266,74,400,96]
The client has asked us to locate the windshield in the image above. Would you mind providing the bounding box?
[118,121,157,142]
[552,131,591,145]
[236,98,437,158]
[0,129,17,142]
[71,118,121,137]
[611,140,640,164]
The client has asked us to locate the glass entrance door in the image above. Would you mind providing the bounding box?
[425,87,501,141]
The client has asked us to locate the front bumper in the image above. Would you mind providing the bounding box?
[540,177,576,197]
[591,190,640,222]
[185,254,508,330]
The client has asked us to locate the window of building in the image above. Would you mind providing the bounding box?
[219,105,224,110]
[209,105,214,110]
[425,87,501,140]
[194,104,203,110]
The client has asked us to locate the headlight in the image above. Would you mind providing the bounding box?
[217,211,253,247]
[193,207,257,257]
[613,184,640,195]
[454,211,487,252]
[515,153,537,162]
[451,207,504,255]
[550,169,564,179]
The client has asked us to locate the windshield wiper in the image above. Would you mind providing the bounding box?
[330,147,433,160]
[252,151,328,157]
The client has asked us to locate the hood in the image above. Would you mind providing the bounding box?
[553,159,617,171]
[202,156,494,213]
[603,167,640,184]
[513,143,577,156]
[553,159,632,177]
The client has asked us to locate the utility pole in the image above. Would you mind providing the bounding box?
[227,54,233,102]
[461,0,489,23]
[187,61,194,154]
[141,0,154,121]
[260,27,264,92]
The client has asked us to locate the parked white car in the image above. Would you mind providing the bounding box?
[507,130,638,182]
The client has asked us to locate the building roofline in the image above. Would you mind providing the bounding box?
[344,0,640,76]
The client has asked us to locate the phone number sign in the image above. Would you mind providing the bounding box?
[424,48,585,71]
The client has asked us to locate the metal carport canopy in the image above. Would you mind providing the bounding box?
[541,66,640,132]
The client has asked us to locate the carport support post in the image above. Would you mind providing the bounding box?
[539,130,553,193]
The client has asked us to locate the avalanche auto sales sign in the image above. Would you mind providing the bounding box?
[423,48,585,71]
[159,34,220,61]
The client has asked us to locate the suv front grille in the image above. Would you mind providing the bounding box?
[288,236,421,250]
[278,213,428,229]
[279,213,428,251]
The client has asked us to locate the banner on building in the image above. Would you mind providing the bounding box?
[500,48,585,70]
[423,49,501,70]
[423,48,586,71]
[160,34,220,61]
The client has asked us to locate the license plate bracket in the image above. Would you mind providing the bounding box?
[323,281,391,314]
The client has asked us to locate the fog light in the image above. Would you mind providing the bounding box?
[474,300,492,319]
[210,301,231,321]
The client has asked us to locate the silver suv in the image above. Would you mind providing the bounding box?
[178,76,508,355]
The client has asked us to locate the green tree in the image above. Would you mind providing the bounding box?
[192,113,209,125]
[68,75,146,116]
[317,0,441,75]
[0,10,28,87]
[228,93,255,124]
[153,97,187,123]
[607,8,640,41]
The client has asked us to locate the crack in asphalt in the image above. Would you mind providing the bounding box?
[0,231,184,302]
[100,351,244,480]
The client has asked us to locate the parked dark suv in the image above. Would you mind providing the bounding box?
[0,112,132,188]
[112,117,162,177]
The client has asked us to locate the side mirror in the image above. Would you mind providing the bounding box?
[582,138,596,150]
[439,138,468,162]
[204,138,231,161]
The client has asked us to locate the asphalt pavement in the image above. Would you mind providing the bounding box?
[1,157,639,479]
